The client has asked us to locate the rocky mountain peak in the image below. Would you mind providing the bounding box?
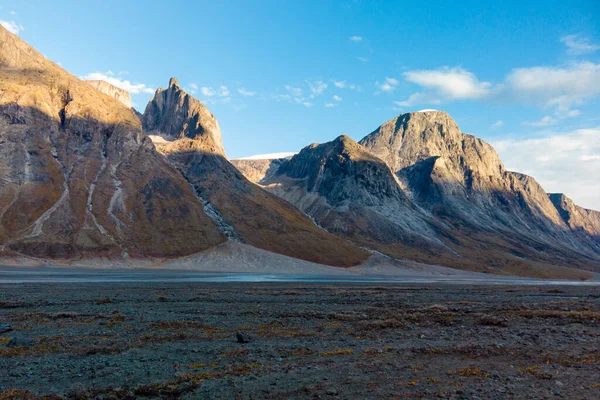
[142,79,224,156]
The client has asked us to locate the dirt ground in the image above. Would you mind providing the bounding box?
[1,282,600,399]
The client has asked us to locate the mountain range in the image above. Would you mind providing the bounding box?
[1,25,599,278]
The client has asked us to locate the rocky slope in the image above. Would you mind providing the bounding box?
[235,112,600,276]
[142,80,369,267]
[0,25,225,259]
[85,80,132,108]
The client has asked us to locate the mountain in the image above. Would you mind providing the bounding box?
[85,80,132,108]
[549,193,600,239]
[141,80,369,267]
[234,112,600,277]
[0,25,225,259]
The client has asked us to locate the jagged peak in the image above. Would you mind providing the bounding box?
[169,77,179,88]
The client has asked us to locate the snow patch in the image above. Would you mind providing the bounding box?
[235,152,297,160]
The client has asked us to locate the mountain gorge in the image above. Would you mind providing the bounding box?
[1,25,599,278]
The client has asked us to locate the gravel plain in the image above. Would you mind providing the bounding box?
[1,282,600,399]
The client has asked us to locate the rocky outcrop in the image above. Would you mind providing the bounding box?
[0,25,224,259]
[143,81,370,267]
[142,78,224,156]
[85,80,132,108]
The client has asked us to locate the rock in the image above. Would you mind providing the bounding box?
[7,335,32,347]
[326,388,338,395]
[0,323,13,334]
[85,80,133,108]
[236,331,250,344]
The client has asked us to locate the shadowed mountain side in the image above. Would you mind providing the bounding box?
[0,25,225,259]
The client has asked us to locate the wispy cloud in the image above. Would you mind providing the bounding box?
[238,88,256,96]
[302,102,313,107]
[80,71,155,94]
[0,20,23,35]
[325,103,336,108]
[376,77,400,93]
[333,95,342,102]
[560,34,599,55]
[505,62,600,114]
[332,80,357,90]
[523,116,557,127]
[349,35,362,42]
[284,85,303,98]
[357,57,369,62]
[307,80,327,96]
[493,120,504,128]
[492,127,600,210]
[9,11,16,16]
[201,85,229,97]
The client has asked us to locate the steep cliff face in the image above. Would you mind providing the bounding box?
[85,80,132,108]
[0,25,224,259]
[549,193,600,241]
[143,81,370,267]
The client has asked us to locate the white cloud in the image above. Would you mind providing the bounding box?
[0,20,23,35]
[285,85,303,97]
[401,67,492,104]
[385,77,399,85]
[302,102,313,107]
[379,82,394,92]
[308,80,327,96]
[357,57,369,62]
[560,34,600,55]
[201,87,216,97]
[493,120,504,128]
[333,95,342,102]
[81,72,155,94]
[523,116,557,127]
[332,80,357,90]
[492,127,600,210]
[238,88,256,96]
[505,62,600,113]
[325,103,336,108]
[9,11,16,16]
[190,83,198,90]
[349,35,362,42]
[201,85,229,97]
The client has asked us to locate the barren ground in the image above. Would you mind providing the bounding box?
[1,283,600,399]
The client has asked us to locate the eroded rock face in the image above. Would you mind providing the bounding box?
[143,82,370,267]
[0,25,224,259]
[85,80,132,108]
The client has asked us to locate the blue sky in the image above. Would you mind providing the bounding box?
[1,0,599,208]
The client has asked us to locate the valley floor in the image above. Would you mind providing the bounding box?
[1,283,600,399]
